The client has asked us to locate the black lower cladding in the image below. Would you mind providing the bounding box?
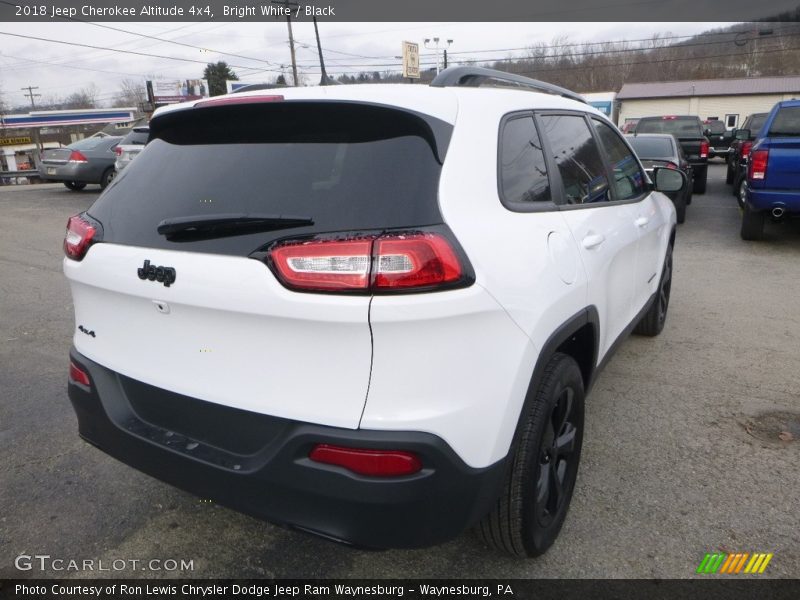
[68,348,507,549]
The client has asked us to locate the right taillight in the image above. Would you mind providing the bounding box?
[68,150,88,163]
[64,214,97,261]
[268,231,469,294]
[114,146,122,156]
[741,141,753,159]
[748,149,769,181]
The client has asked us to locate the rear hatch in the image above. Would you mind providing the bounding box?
[762,106,800,190]
[65,99,453,428]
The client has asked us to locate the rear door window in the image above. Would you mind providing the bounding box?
[538,114,611,205]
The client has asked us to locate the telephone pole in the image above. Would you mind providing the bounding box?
[21,85,43,170]
[270,0,299,86]
[312,15,329,85]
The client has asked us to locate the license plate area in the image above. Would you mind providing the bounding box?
[47,167,56,175]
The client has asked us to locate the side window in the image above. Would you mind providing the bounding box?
[592,119,646,201]
[539,114,610,204]
[499,115,551,205]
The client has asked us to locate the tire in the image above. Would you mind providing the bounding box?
[64,181,86,191]
[740,203,765,241]
[476,353,584,558]
[735,175,747,210]
[692,167,707,194]
[100,168,115,190]
[674,191,686,224]
[725,161,734,184]
[634,244,673,337]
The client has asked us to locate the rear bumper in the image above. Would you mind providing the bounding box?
[746,186,800,214]
[39,163,95,183]
[68,348,506,549]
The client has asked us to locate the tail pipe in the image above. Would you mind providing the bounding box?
[771,206,785,219]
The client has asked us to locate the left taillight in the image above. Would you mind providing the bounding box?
[699,141,709,159]
[64,214,97,261]
[69,361,91,387]
[268,231,469,294]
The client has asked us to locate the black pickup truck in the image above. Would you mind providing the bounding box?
[634,115,710,194]
[704,120,734,158]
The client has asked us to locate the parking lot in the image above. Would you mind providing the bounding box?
[1,163,798,579]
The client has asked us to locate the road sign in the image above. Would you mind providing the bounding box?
[402,41,420,79]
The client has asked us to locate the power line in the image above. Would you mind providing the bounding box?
[0,30,280,74]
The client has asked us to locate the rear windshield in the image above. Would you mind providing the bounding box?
[768,107,800,137]
[88,102,451,256]
[746,113,768,134]
[71,137,119,151]
[706,121,725,134]
[627,136,674,159]
[636,117,703,136]
[120,129,149,145]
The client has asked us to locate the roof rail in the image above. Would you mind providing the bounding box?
[430,66,587,104]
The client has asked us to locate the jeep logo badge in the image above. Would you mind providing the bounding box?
[137,259,177,287]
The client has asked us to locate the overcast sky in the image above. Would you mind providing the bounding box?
[0,21,736,109]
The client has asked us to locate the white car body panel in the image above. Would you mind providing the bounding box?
[64,244,372,428]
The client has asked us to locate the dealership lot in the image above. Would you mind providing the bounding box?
[1,165,798,578]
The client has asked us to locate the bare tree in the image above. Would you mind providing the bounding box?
[63,84,100,109]
[112,79,147,109]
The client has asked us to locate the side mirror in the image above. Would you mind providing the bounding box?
[653,167,685,193]
[703,128,711,136]
[735,129,751,140]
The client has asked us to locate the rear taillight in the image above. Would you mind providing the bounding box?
[68,150,88,163]
[749,149,769,181]
[268,232,468,293]
[114,146,122,156]
[699,141,709,159]
[665,162,678,170]
[309,444,422,477]
[741,141,753,159]
[64,214,97,261]
[69,362,91,387]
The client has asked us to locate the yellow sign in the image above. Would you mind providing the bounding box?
[0,137,32,146]
[402,41,420,79]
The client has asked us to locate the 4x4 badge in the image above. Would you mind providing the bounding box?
[137,259,177,287]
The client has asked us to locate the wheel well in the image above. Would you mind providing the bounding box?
[555,322,595,390]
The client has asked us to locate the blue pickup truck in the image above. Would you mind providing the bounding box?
[741,99,800,240]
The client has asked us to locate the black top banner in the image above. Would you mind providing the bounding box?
[1,0,799,22]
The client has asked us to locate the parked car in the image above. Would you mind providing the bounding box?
[739,100,800,240]
[726,112,769,203]
[40,136,122,191]
[626,133,693,223]
[114,126,149,173]
[704,120,733,159]
[63,66,682,557]
[634,115,710,194]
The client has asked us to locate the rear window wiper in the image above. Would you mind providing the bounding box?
[157,213,313,241]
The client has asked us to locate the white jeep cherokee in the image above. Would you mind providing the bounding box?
[64,67,682,557]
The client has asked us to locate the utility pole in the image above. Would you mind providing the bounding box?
[270,0,299,87]
[312,15,329,85]
[423,38,453,74]
[21,85,43,170]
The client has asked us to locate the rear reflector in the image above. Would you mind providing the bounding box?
[64,214,97,261]
[69,362,91,387]
[268,232,467,293]
[309,444,422,477]
[749,149,769,181]
[198,95,285,107]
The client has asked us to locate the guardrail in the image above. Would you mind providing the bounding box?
[0,170,41,184]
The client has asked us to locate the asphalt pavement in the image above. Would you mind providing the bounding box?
[1,167,798,579]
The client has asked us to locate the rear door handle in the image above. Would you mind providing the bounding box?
[582,234,605,249]
[635,217,650,228]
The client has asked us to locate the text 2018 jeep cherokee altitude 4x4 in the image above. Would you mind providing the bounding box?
[64,67,683,557]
